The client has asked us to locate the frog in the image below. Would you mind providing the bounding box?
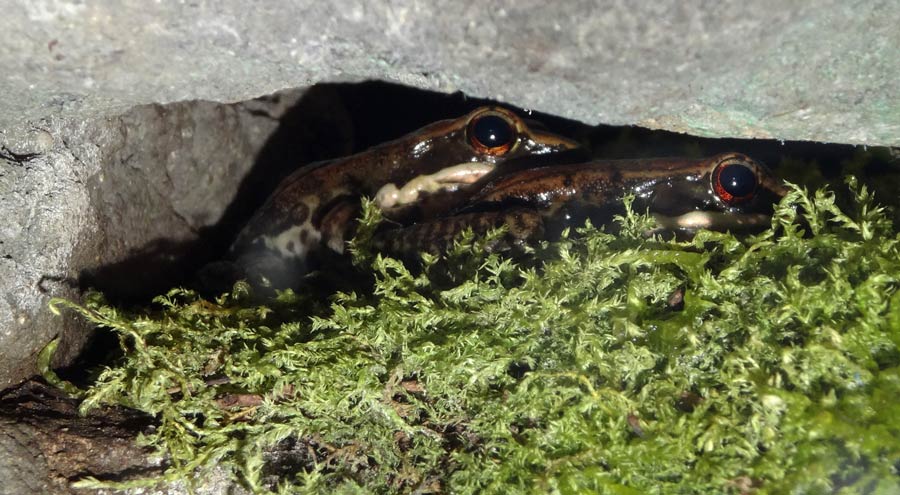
[375,152,787,255]
[227,106,582,287]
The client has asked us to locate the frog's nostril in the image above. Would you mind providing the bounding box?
[468,114,515,155]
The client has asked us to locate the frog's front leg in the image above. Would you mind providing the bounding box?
[374,163,496,209]
[226,196,362,288]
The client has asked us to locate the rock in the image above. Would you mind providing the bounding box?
[0,380,244,495]
[0,381,155,495]
[1,0,897,147]
[0,88,356,390]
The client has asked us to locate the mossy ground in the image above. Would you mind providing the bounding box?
[50,173,900,494]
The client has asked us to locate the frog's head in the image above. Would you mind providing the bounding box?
[462,106,581,158]
[228,105,583,288]
[374,106,584,211]
[387,106,582,179]
[639,152,787,233]
[462,152,786,237]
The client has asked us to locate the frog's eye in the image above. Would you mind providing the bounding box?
[712,158,759,205]
[467,113,516,156]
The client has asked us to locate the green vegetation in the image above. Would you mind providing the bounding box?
[51,179,900,494]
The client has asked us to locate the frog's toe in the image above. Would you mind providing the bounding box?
[194,260,248,298]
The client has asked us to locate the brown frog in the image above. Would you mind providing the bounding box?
[376,153,787,255]
[227,106,581,286]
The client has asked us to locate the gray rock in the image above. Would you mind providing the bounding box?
[0,87,357,390]
[2,0,898,147]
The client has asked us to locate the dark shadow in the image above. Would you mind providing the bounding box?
[75,81,591,302]
[583,124,863,176]
[60,80,900,388]
[74,80,899,304]
[208,80,589,256]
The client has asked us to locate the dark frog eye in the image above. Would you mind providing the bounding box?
[712,158,759,205]
[467,112,517,156]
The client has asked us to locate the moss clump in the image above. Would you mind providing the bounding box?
[52,179,900,494]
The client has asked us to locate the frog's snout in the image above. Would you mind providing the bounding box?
[531,128,581,152]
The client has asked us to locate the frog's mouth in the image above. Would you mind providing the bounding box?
[645,179,785,233]
[651,210,773,232]
[374,149,590,211]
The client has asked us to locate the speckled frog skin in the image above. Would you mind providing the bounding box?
[375,153,787,255]
[228,106,581,286]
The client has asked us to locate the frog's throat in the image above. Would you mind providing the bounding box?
[257,193,324,261]
[262,223,323,260]
[375,162,496,209]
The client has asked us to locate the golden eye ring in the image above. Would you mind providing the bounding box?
[466,110,518,156]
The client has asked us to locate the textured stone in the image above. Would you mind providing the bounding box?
[0,380,245,495]
[1,0,897,148]
[0,87,359,390]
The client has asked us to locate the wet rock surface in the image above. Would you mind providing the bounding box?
[0,380,156,495]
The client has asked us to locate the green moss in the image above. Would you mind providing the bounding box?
[52,179,900,494]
